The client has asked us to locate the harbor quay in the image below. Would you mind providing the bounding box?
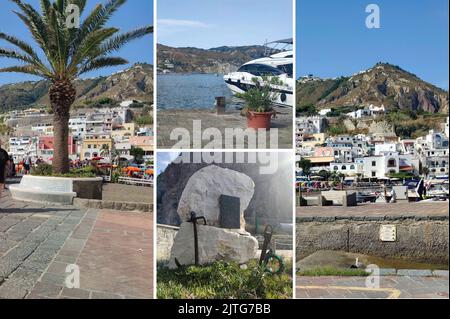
[157,106,293,149]
[296,201,449,299]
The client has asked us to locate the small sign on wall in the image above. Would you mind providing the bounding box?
[380,225,397,242]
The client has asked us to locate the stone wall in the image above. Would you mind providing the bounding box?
[296,216,449,264]
[157,224,179,262]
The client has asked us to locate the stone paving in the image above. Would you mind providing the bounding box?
[297,274,449,299]
[157,106,293,149]
[0,189,153,299]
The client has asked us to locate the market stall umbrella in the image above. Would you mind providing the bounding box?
[126,166,141,172]
[145,169,154,175]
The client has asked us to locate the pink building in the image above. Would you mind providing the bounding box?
[38,136,76,161]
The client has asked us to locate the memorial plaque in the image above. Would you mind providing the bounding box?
[219,195,240,229]
[379,225,396,242]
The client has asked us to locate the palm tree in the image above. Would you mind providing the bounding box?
[0,0,153,173]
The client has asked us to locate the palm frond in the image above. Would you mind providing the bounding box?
[69,0,126,58]
[0,47,35,64]
[95,26,153,57]
[77,56,128,75]
[47,7,69,74]
[0,64,47,78]
[0,32,40,61]
[10,1,51,59]
[40,0,52,23]
[68,27,119,75]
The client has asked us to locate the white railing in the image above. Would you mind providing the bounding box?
[117,177,153,187]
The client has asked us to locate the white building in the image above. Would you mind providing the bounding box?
[415,129,449,177]
[445,117,449,138]
[358,152,419,179]
[318,108,332,116]
[8,136,38,161]
[330,162,358,176]
[375,143,397,155]
[69,117,87,140]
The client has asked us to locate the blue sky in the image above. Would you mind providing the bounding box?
[157,152,180,176]
[157,0,293,49]
[297,0,449,89]
[0,0,153,85]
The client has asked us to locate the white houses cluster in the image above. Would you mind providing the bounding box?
[5,103,154,164]
[296,114,449,179]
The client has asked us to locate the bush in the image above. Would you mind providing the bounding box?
[31,163,53,176]
[31,164,97,178]
[237,77,282,113]
[157,260,292,299]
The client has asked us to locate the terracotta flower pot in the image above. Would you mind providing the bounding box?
[246,110,275,130]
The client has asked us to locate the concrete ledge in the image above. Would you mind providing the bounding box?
[297,215,449,222]
[73,198,153,213]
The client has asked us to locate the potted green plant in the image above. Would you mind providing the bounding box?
[237,77,281,130]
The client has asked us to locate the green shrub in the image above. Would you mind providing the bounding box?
[157,260,292,299]
[298,266,369,277]
[237,77,281,113]
[31,164,97,178]
[31,163,53,176]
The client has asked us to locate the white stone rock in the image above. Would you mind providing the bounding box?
[177,165,255,230]
[168,222,258,269]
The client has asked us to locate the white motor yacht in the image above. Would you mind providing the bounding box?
[224,39,293,107]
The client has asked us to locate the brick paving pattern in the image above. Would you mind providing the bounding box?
[0,190,153,299]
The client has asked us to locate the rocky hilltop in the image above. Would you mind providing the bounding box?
[157,154,292,228]
[0,63,153,112]
[297,63,449,114]
[157,44,277,74]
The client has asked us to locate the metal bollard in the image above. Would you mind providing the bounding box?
[215,96,226,115]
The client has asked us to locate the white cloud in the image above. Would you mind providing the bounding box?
[158,19,212,28]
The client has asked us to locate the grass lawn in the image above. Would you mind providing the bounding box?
[298,266,370,277]
[157,259,293,299]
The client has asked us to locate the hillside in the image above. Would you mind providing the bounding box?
[0,63,153,112]
[297,63,449,114]
[157,44,277,74]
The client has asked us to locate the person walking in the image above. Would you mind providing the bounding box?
[24,154,32,175]
[0,141,10,200]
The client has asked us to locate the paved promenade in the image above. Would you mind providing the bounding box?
[297,274,449,299]
[0,190,153,299]
[297,201,449,219]
[157,106,293,148]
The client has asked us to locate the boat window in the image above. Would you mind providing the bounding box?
[238,65,251,73]
[239,64,284,77]
[277,63,293,77]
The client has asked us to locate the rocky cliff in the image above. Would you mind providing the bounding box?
[0,63,153,112]
[157,44,277,74]
[157,153,293,228]
[297,62,449,114]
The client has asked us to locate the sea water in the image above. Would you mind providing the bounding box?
[157,73,244,109]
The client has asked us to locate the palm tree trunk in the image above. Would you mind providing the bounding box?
[52,109,70,174]
[49,79,76,174]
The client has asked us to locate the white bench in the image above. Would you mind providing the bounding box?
[9,175,77,204]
